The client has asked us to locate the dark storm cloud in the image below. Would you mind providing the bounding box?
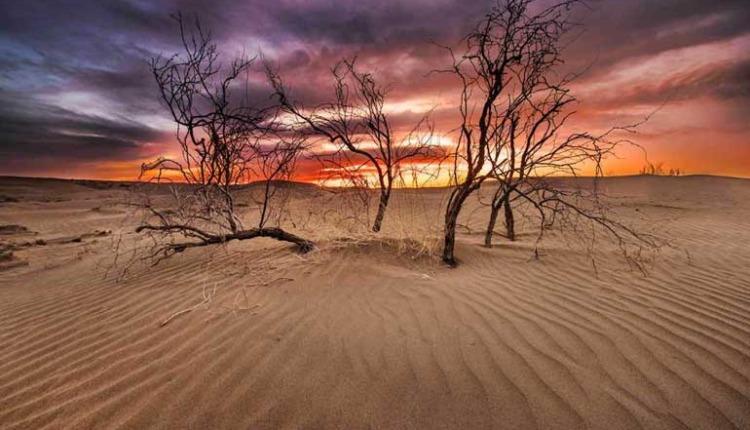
[0,0,749,178]
[566,0,750,67]
[0,87,169,176]
[261,0,491,46]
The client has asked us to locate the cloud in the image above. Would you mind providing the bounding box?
[574,33,750,106]
[0,88,169,177]
[0,0,749,178]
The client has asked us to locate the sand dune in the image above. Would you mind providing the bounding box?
[1,176,749,429]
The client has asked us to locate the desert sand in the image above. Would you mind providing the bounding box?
[1,175,749,429]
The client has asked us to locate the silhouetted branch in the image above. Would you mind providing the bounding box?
[267,57,440,232]
[124,15,313,268]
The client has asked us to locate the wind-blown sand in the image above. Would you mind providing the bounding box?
[1,176,749,429]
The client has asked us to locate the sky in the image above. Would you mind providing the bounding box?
[1,0,749,181]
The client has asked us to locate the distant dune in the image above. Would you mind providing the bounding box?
[1,175,749,429]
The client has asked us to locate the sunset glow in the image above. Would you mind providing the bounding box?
[1,0,748,181]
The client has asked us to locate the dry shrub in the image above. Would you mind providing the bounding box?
[288,187,444,261]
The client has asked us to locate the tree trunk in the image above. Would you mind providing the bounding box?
[442,187,471,266]
[443,208,459,266]
[372,190,390,233]
[485,185,508,248]
[504,194,515,242]
[485,204,500,248]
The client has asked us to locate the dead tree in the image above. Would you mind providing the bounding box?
[136,15,312,261]
[437,0,582,265]
[483,76,577,247]
[454,1,661,269]
[482,90,648,248]
[268,58,436,232]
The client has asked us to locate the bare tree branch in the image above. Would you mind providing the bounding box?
[127,15,313,266]
[267,57,441,232]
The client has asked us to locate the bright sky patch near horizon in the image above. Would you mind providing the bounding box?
[1,0,749,181]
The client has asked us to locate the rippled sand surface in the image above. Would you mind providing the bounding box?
[1,176,749,429]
